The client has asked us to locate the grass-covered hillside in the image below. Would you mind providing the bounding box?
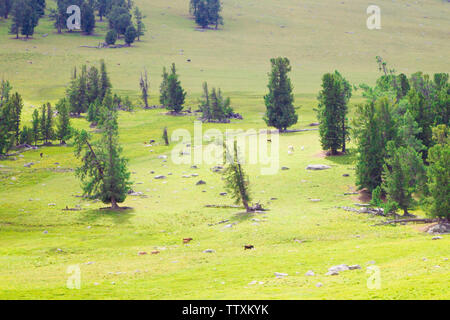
[0,0,448,299]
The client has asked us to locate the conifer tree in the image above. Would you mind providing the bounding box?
[426,125,449,220]
[81,2,96,34]
[74,107,131,209]
[264,57,298,132]
[223,141,252,213]
[32,108,40,146]
[382,141,426,216]
[56,100,72,144]
[139,69,149,108]
[165,63,186,113]
[159,67,169,106]
[8,92,23,144]
[353,97,397,192]
[133,6,145,41]
[87,66,100,105]
[99,59,111,100]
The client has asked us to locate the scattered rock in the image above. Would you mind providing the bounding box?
[281,166,290,170]
[310,199,321,202]
[305,270,315,276]
[427,223,450,235]
[316,282,323,287]
[203,249,215,253]
[154,175,166,179]
[306,164,331,170]
[343,174,350,177]
[24,162,34,167]
[196,180,206,185]
[43,230,48,234]
[432,236,443,240]
[349,265,361,270]
[274,272,288,278]
[219,192,227,196]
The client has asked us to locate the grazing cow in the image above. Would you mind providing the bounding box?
[151,250,160,255]
[244,245,254,250]
[40,152,43,158]
[183,238,193,244]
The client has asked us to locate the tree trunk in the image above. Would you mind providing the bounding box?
[403,208,409,216]
[111,197,119,209]
[342,120,346,153]
[243,199,251,213]
[331,148,337,155]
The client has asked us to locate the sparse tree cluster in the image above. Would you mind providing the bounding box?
[0,79,73,155]
[190,0,223,29]
[7,0,44,39]
[159,63,186,113]
[199,82,233,122]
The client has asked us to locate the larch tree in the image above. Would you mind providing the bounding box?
[223,141,252,213]
[139,69,149,108]
[264,57,298,132]
[74,107,131,209]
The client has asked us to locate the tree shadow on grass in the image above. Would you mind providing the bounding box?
[77,207,134,225]
[325,148,357,166]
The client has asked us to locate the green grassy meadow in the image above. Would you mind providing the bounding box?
[0,0,449,299]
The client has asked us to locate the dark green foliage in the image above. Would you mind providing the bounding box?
[105,29,118,45]
[0,86,15,154]
[426,125,449,219]
[74,107,131,209]
[191,0,223,29]
[9,0,40,39]
[264,57,298,132]
[0,0,13,19]
[86,66,100,105]
[8,92,23,142]
[100,59,111,100]
[108,6,131,36]
[40,103,54,144]
[165,64,186,113]
[19,126,33,145]
[159,67,169,106]
[133,6,145,40]
[382,141,427,216]
[139,69,149,108]
[56,99,72,144]
[49,0,69,33]
[317,71,351,154]
[31,108,39,145]
[223,141,251,212]
[199,82,232,122]
[370,186,383,208]
[353,97,397,192]
[124,24,136,45]
[81,2,96,34]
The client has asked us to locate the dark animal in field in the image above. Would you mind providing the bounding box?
[151,250,160,255]
[183,238,193,244]
[40,153,43,158]
[244,245,254,250]
[149,139,156,144]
